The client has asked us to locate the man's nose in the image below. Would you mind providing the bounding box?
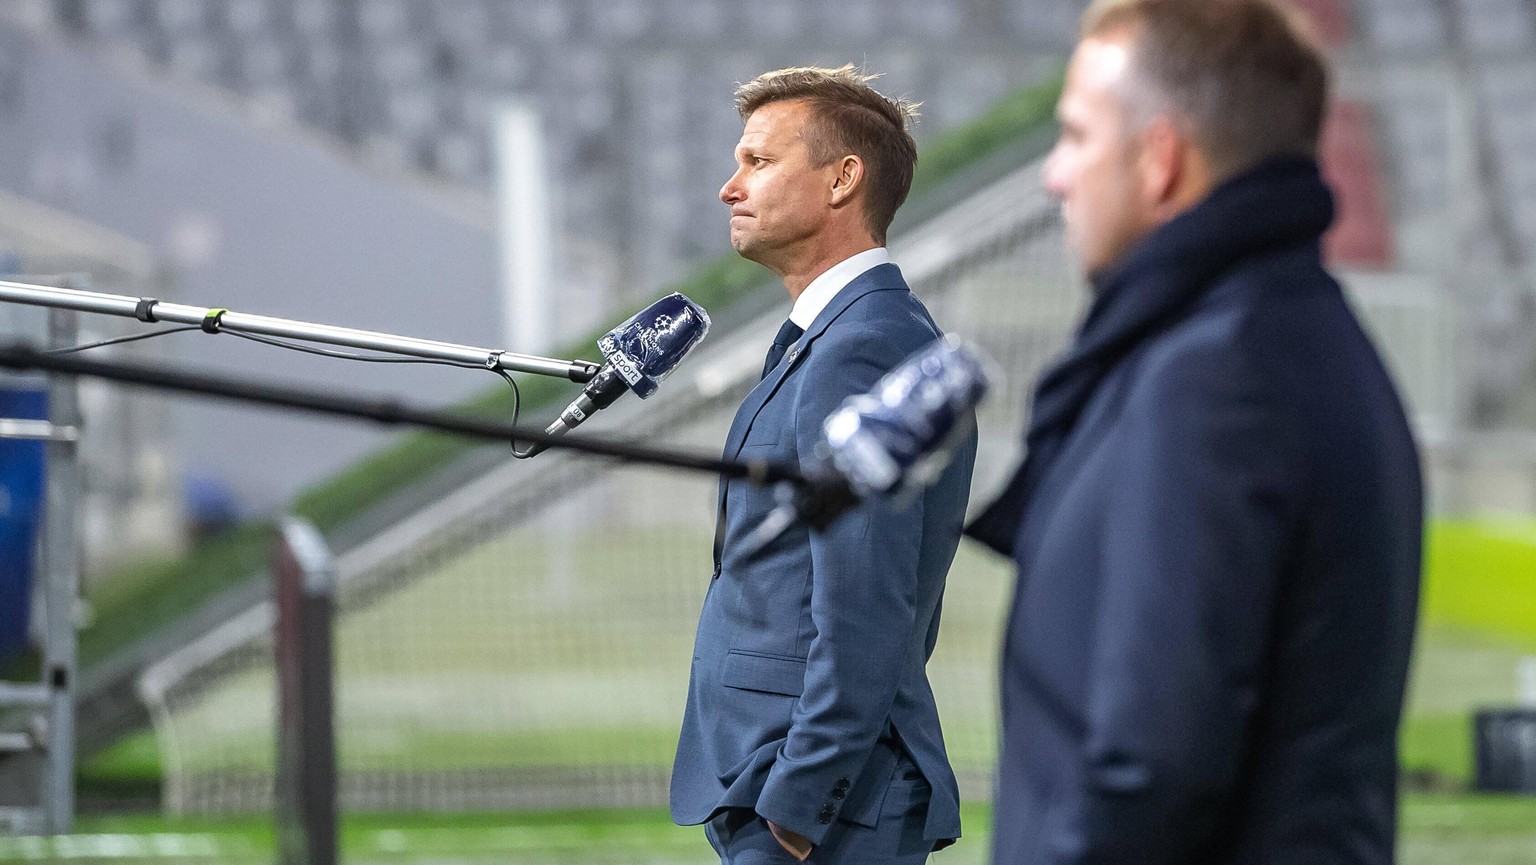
[720,169,745,204]
[1041,146,1068,200]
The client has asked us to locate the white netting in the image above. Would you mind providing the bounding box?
[138,157,1457,814]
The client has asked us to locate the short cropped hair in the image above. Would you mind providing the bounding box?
[1083,0,1330,180]
[735,65,919,245]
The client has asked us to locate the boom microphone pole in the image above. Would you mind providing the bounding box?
[0,341,796,488]
[0,279,603,382]
[0,336,991,540]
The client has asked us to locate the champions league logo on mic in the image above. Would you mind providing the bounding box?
[597,294,711,398]
[522,292,712,458]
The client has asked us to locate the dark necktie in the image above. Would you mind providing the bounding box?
[761,320,804,380]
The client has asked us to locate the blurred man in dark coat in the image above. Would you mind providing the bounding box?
[966,2,1424,862]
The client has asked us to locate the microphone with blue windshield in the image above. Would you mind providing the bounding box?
[519,293,710,457]
[740,335,992,555]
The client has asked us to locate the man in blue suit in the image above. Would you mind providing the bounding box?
[966,2,1423,863]
[671,66,977,864]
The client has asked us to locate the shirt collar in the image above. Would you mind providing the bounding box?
[788,247,891,330]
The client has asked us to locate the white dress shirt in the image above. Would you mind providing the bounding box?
[787,247,892,330]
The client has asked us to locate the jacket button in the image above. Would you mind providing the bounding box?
[831,788,845,800]
[818,813,833,825]
[834,778,850,791]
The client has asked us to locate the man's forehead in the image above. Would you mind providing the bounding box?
[741,99,810,142]
[1069,34,1133,94]
[1058,34,1134,126]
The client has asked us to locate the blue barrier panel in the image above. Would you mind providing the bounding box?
[0,387,47,660]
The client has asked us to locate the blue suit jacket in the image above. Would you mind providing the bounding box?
[671,263,976,847]
[969,160,1423,864]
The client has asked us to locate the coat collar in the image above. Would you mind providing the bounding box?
[965,157,1335,557]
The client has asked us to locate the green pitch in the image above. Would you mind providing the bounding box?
[1,797,1533,864]
[54,515,1536,863]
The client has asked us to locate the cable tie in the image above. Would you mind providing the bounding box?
[201,308,228,334]
[484,351,502,370]
[134,298,159,323]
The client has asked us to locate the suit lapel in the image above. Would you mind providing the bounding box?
[722,264,905,462]
[712,265,908,572]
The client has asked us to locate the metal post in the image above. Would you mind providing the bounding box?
[273,518,337,865]
[494,101,559,356]
[39,301,81,834]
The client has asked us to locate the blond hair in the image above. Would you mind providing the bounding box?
[1083,0,1330,179]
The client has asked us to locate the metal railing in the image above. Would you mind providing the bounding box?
[0,287,85,834]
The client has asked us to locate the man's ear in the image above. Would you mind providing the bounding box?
[1137,117,1185,209]
[829,155,864,208]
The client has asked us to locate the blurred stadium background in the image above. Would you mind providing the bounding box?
[0,0,1533,863]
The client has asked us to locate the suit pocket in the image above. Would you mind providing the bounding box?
[740,414,792,451]
[720,650,806,697]
[739,425,787,449]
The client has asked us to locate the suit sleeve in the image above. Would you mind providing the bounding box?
[1050,343,1302,864]
[752,322,933,844]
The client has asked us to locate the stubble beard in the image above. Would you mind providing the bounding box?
[731,226,774,269]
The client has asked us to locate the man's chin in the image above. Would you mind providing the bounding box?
[731,237,763,263]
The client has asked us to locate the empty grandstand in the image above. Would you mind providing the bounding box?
[0,1,1532,862]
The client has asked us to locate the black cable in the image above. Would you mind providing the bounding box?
[227,332,541,457]
[45,325,203,354]
[222,330,487,368]
[46,324,480,367]
[495,369,542,460]
[225,331,543,458]
[48,322,539,453]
